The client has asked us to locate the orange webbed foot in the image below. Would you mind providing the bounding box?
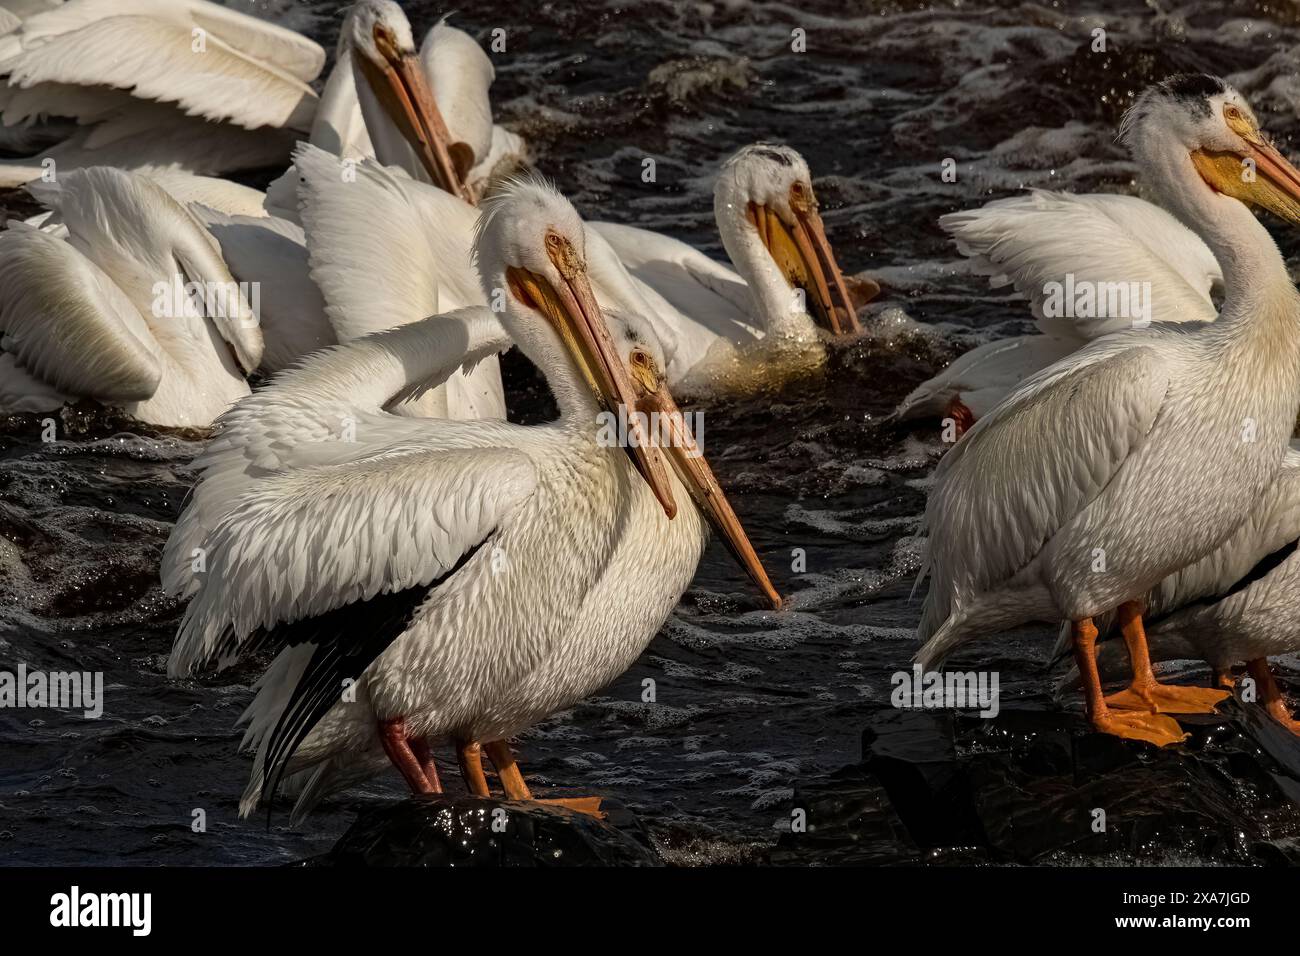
[531,796,606,820]
[1091,709,1189,747]
[1263,699,1300,736]
[1105,681,1229,715]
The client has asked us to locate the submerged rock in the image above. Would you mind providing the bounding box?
[774,693,1300,865]
[309,796,663,867]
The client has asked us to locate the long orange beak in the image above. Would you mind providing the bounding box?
[506,251,677,519]
[637,382,782,610]
[747,189,871,335]
[1244,138,1300,220]
[1192,124,1300,225]
[357,33,474,204]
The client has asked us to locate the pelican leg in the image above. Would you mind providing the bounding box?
[377,717,436,794]
[483,740,605,819]
[408,738,442,794]
[1247,659,1300,735]
[1104,602,1229,714]
[457,740,491,797]
[1072,617,1187,747]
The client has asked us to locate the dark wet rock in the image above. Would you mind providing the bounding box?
[307,796,663,867]
[769,764,920,866]
[775,696,1300,865]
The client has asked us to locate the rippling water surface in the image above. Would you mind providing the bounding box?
[4,0,1300,865]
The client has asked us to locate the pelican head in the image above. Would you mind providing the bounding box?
[476,178,782,609]
[715,143,873,336]
[1122,74,1300,226]
[342,0,473,201]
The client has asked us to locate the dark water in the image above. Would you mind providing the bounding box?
[4,0,1300,865]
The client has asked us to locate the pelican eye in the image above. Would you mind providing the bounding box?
[628,348,660,392]
[789,181,815,211]
[373,24,401,60]
[544,232,583,277]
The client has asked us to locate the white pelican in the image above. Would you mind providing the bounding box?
[0,166,262,426]
[896,190,1223,435]
[204,2,524,395]
[163,180,781,822]
[591,143,877,395]
[916,75,1300,747]
[266,0,528,214]
[1059,448,1300,734]
[0,0,323,186]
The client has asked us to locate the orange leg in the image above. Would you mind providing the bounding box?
[457,740,490,797]
[1072,617,1186,747]
[483,740,605,819]
[378,717,437,793]
[1212,666,1237,690]
[1247,659,1300,735]
[1103,602,1229,715]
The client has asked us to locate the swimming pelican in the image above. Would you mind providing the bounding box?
[265,0,527,215]
[591,143,877,394]
[0,0,324,186]
[895,190,1223,435]
[163,180,780,822]
[916,75,1300,747]
[1058,447,1300,734]
[0,167,262,426]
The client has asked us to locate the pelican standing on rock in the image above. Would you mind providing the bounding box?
[592,143,876,395]
[0,166,262,426]
[916,76,1300,747]
[1065,447,1300,734]
[162,180,781,821]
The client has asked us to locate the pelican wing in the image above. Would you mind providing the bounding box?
[164,309,515,675]
[0,0,322,130]
[920,345,1169,636]
[591,220,754,324]
[1145,447,1300,620]
[942,191,1221,339]
[149,170,268,218]
[193,205,335,373]
[0,224,161,400]
[29,166,264,373]
[294,143,482,341]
